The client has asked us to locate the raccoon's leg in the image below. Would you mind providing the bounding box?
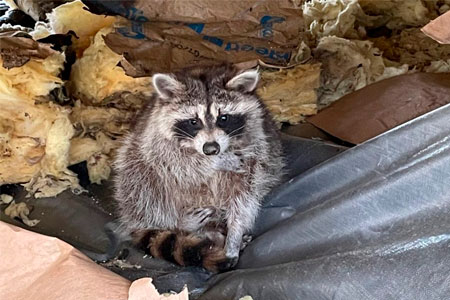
[224,195,259,267]
[179,206,220,232]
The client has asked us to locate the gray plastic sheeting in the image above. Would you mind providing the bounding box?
[199,103,450,300]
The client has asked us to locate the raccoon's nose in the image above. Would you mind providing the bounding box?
[203,142,220,155]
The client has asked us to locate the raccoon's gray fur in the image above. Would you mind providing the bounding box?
[114,64,285,272]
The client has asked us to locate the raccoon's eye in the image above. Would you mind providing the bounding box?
[218,114,228,122]
[190,119,198,125]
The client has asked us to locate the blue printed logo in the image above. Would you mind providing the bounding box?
[184,15,290,63]
[260,15,285,39]
[115,3,149,40]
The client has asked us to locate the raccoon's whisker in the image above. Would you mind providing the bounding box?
[174,134,194,141]
[175,128,194,138]
[230,133,245,139]
[174,128,195,139]
[227,125,245,137]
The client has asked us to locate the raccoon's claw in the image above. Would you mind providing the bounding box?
[217,255,239,272]
[241,234,253,250]
[192,206,216,220]
[180,207,217,232]
[227,256,239,268]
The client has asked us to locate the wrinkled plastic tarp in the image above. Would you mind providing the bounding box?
[200,102,450,300]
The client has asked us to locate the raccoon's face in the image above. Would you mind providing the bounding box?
[150,66,263,156]
[171,103,248,156]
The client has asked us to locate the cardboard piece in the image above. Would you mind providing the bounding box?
[81,0,303,76]
[422,10,450,44]
[308,73,450,144]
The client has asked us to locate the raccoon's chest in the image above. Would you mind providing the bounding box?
[181,171,249,209]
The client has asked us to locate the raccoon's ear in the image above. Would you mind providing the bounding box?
[226,69,259,93]
[152,73,183,99]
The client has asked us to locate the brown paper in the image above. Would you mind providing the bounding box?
[308,73,450,144]
[128,278,188,300]
[0,34,60,68]
[82,0,303,76]
[422,10,450,44]
[0,221,130,300]
[0,221,189,300]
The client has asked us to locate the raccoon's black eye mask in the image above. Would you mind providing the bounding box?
[174,118,204,138]
[173,114,246,139]
[216,114,246,136]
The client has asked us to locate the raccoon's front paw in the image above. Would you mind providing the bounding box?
[223,245,241,267]
[217,255,239,272]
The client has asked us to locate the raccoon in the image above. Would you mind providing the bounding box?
[114,64,285,272]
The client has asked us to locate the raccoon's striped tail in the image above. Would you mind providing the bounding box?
[132,229,231,273]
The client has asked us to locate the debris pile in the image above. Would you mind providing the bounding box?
[0,1,152,197]
[0,0,449,197]
[0,193,40,226]
[302,0,450,107]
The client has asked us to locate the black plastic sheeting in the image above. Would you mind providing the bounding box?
[0,133,346,296]
[2,103,450,299]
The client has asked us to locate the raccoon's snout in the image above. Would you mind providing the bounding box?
[203,142,220,155]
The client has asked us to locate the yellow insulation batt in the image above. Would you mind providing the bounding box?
[69,26,152,106]
[0,53,64,100]
[30,0,116,57]
[258,64,321,124]
[0,92,82,197]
